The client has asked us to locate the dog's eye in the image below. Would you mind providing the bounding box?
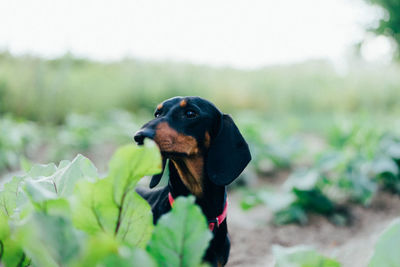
[154,111,161,118]
[185,110,197,118]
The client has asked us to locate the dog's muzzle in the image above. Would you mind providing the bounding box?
[134,128,155,145]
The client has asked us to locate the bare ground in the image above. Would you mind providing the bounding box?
[227,184,400,267]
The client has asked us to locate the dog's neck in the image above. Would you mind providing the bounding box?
[170,155,204,197]
[168,160,226,220]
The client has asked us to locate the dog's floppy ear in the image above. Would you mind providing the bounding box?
[206,114,251,186]
[149,158,167,188]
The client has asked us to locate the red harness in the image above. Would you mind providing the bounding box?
[168,192,228,231]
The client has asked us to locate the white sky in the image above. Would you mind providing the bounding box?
[0,0,381,68]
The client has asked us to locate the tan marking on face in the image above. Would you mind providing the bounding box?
[157,103,163,110]
[180,99,187,107]
[204,131,211,148]
[154,122,199,155]
[171,156,204,197]
[154,121,204,196]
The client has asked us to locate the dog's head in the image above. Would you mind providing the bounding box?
[134,96,251,191]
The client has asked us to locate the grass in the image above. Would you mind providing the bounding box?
[1,51,400,124]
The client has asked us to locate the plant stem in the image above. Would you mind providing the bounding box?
[114,190,128,234]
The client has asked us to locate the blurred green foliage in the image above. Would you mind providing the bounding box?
[1,52,400,123]
[271,218,400,267]
[365,0,400,58]
[241,119,400,225]
[0,111,145,175]
[0,116,40,172]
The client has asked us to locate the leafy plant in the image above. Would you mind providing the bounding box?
[374,135,400,193]
[0,141,212,267]
[49,110,141,161]
[269,216,400,266]
[273,245,341,267]
[241,169,343,225]
[368,218,400,267]
[242,121,400,225]
[147,196,212,267]
[238,116,303,174]
[0,116,40,173]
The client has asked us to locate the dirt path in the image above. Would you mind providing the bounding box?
[227,189,400,267]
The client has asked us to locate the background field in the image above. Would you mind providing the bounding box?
[1,50,400,266]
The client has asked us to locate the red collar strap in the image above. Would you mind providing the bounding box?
[168,192,228,231]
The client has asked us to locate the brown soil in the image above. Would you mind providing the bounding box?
[227,179,400,267]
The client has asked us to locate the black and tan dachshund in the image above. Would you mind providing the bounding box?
[134,96,251,266]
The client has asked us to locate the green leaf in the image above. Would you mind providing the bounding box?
[27,163,57,178]
[100,248,157,267]
[284,169,320,191]
[0,212,9,240]
[20,156,33,173]
[273,245,341,267]
[0,176,24,218]
[147,196,212,267]
[0,237,27,267]
[240,192,263,210]
[273,205,308,225]
[55,154,98,197]
[72,233,156,267]
[16,212,84,267]
[109,142,162,206]
[21,155,98,208]
[372,156,399,176]
[71,175,154,248]
[24,179,58,204]
[368,218,400,267]
[258,190,296,212]
[72,232,119,267]
[0,179,30,267]
[293,189,335,214]
[71,143,157,248]
[71,177,117,235]
[115,191,154,248]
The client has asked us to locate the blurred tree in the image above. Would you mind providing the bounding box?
[365,0,400,58]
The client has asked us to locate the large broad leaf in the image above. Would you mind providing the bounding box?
[147,196,212,267]
[71,177,117,235]
[115,191,154,247]
[26,163,57,178]
[23,155,98,205]
[1,142,160,266]
[72,233,157,267]
[71,142,159,248]
[273,245,341,267]
[368,218,400,267]
[15,212,84,267]
[110,141,162,206]
[71,178,153,248]
[54,155,98,196]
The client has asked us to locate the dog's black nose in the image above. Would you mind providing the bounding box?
[134,128,155,145]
